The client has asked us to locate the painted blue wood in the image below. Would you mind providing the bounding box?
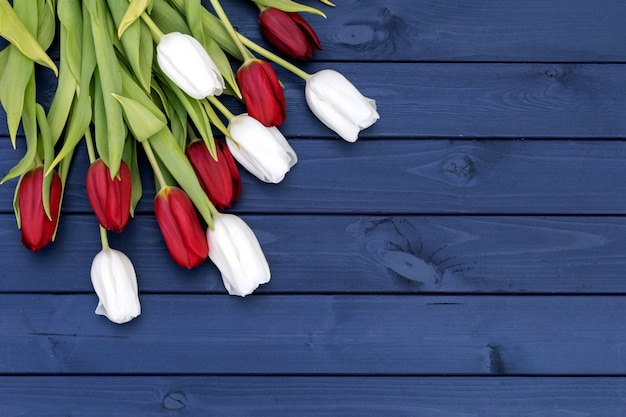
[5,63,626,139]
[1,376,625,416]
[4,139,626,215]
[2,214,626,294]
[2,294,625,375]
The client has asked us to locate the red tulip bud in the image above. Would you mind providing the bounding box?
[236,59,286,127]
[86,159,132,233]
[185,140,242,210]
[17,167,62,252]
[154,186,208,269]
[259,8,322,60]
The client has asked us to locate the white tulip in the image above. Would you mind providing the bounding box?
[207,213,271,297]
[226,114,297,183]
[90,248,141,324]
[305,69,379,142]
[156,32,225,99]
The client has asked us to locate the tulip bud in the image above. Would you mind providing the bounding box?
[154,186,208,269]
[259,8,322,60]
[186,140,242,210]
[305,69,380,142]
[236,59,286,127]
[207,213,270,297]
[91,248,141,324]
[86,159,132,233]
[17,167,62,252]
[226,114,297,184]
[156,32,225,99]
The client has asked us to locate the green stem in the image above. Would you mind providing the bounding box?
[84,130,97,164]
[140,12,164,43]
[141,141,168,189]
[99,225,110,250]
[238,34,310,81]
[208,0,254,62]
[208,96,234,121]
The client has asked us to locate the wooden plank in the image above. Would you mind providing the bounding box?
[1,376,625,416]
[3,139,626,215]
[11,0,626,63]
[2,214,626,294]
[224,0,626,63]
[1,294,625,375]
[4,63,626,139]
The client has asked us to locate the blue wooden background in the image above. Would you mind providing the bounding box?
[2,0,626,415]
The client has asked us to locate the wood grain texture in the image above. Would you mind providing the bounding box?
[21,0,626,63]
[1,376,625,416]
[2,294,626,375]
[1,214,626,294]
[4,63,626,139]
[3,139,626,215]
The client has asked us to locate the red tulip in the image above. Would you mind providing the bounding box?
[17,166,62,252]
[185,140,241,210]
[154,186,208,269]
[236,59,286,127]
[259,8,322,60]
[86,159,132,233]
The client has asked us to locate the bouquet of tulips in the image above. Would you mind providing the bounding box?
[0,0,379,324]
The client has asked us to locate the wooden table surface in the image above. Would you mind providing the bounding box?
[2,0,626,415]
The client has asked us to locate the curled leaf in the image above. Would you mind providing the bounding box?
[117,0,152,39]
[252,0,326,17]
[0,0,58,75]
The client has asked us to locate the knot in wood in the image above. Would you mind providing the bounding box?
[441,154,477,185]
[162,391,188,410]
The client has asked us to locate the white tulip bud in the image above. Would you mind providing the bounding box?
[226,114,297,184]
[91,248,141,324]
[207,213,271,297]
[157,32,225,99]
[305,69,379,142]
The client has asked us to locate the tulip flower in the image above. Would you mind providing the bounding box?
[91,247,141,324]
[17,166,62,252]
[86,159,132,233]
[156,32,225,99]
[207,213,270,297]
[226,114,297,184]
[236,59,286,127]
[154,186,209,269]
[186,140,242,210]
[259,8,322,60]
[305,69,380,142]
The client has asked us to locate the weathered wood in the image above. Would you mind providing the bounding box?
[2,214,626,294]
[1,294,625,375]
[1,376,625,416]
[3,139,626,215]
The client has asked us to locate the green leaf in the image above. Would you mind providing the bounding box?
[0,0,58,75]
[36,103,54,219]
[148,129,214,227]
[93,71,109,167]
[107,0,154,92]
[0,45,34,146]
[87,0,127,178]
[36,0,56,50]
[149,0,191,35]
[184,0,204,45]
[253,0,326,17]
[122,137,142,216]
[0,47,8,78]
[57,0,83,81]
[117,0,151,39]
[113,93,167,141]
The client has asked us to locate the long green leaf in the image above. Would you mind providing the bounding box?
[0,0,57,75]
[87,0,127,178]
[37,104,55,219]
[122,137,142,216]
[113,93,167,141]
[184,0,204,45]
[57,0,82,81]
[36,0,56,50]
